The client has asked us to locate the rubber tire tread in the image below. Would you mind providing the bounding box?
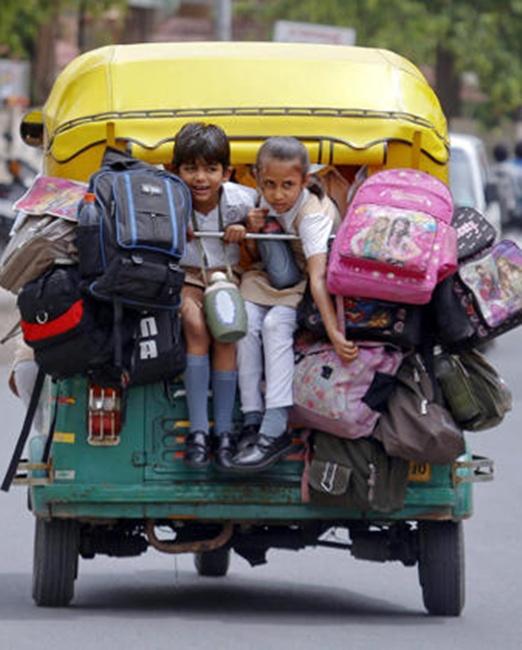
[32,518,79,607]
[418,520,465,616]
[194,548,231,577]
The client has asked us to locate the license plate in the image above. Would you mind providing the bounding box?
[408,461,432,482]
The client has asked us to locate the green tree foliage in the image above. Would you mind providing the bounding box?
[0,0,126,59]
[236,0,522,125]
[0,0,53,59]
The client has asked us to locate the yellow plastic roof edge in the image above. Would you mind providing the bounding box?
[42,42,448,161]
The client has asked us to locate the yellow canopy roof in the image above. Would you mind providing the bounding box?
[43,42,448,167]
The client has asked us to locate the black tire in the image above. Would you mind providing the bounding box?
[194,548,230,577]
[418,521,465,616]
[32,518,80,607]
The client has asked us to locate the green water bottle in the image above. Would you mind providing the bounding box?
[203,271,248,343]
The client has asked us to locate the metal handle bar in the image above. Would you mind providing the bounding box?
[193,230,335,241]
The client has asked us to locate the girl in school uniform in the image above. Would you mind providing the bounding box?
[233,137,358,472]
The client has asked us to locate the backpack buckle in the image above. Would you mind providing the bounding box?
[131,255,143,265]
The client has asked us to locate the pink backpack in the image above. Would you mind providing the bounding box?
[290,341,403,439]
[327,168,457,305]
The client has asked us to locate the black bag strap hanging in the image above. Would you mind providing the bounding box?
[1,366,46,492]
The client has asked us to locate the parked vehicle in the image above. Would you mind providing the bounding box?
[449,133,502,234]
[12,42,492,614]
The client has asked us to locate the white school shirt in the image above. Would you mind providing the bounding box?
[180,182,256,269]
[259,188,333,259]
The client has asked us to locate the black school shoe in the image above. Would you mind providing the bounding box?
[230,432,293,474]
[236,423,261,453]
[213,432,238,472]
[184,431,211,469]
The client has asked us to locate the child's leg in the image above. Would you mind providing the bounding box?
[211,341,237,436]
[237,301,268,427]
[260,305,297,437]
[180,284,211,445]
[231,305,297,472]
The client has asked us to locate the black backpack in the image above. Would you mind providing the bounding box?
[17,265,118,380]
[76,147,191,310]
[129,309,186,385]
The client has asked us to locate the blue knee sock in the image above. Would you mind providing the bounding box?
[184,354,210,434]
[259,407,289,438]
[212,370,238,436]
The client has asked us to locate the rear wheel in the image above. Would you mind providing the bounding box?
[32,518,79,607]
[418,521,465,616]
[194,548,230,577]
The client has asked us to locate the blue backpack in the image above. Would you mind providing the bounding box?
[76,147,191,310]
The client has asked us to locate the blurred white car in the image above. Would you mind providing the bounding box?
[449,133,501,237]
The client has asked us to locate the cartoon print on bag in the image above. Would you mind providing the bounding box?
[348,205,437,271]
[497,256,522,304]
[385,217,422,263]
[460,248,522,327]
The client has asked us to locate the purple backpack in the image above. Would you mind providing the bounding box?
[327,168,457,304]
[290,341,403,439]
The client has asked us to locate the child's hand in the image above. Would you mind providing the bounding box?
[246,207,268,233]
[331,331,359,363]
[224,224,247,243]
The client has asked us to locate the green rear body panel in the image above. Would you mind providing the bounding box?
[30,378,474,523]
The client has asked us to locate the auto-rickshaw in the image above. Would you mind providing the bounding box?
[14,41,493,614]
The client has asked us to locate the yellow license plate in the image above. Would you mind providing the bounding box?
[408,461,432,482]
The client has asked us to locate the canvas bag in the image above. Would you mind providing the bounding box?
[78,147,190,309]
[290,341,403,439]
[373,353,465,464]
[433,240,522,348]
[434,348,512,431]
[0,212,78,294]
[307,431,410,513]
[327,168,457,304]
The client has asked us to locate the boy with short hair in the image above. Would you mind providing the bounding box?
[173,122,255,470]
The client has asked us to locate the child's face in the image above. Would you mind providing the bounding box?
[257,158,307,214]
[177,157,231,213]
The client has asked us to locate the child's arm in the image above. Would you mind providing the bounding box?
[241,207,268,261]
[307,254,358,362]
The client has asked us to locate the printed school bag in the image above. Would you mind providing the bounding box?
[451,206,496,262]
[76,147,190,309]
[296,283,423,348]
[433,239,522,348]
[290,341,403,439]
[327,168,457,304]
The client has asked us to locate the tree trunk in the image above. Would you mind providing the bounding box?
[435,44,461,120]
[32,18,57,105]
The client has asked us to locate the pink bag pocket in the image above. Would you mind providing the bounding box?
[291,342,403,439]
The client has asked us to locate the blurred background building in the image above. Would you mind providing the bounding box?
[0,0,521,154]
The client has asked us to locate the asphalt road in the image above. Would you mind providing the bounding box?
[0,294,521,650]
